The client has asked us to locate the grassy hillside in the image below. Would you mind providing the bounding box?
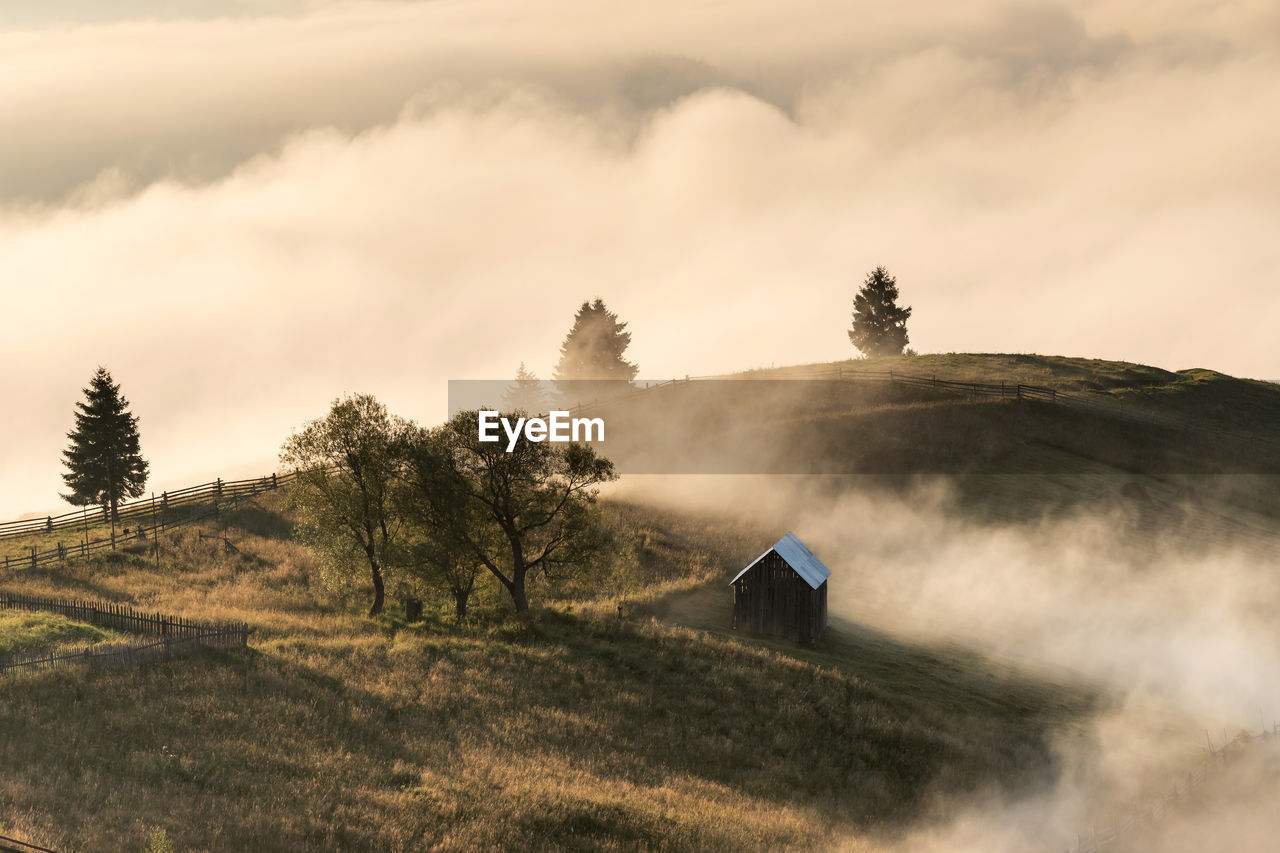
[590,353,1280,523]
[736,353,1280,440]
[4,351,1275,850]
[737,352,1182,389]
[0,494,226,564]
[0,491,1096,852]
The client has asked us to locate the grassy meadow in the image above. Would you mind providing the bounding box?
[728,353,1280,444]
[0,487,1097,852]
[594,353,1280,524]
[0,496,229,565]
[5,353,1277,851]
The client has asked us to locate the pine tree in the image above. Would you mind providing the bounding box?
[553,299,640,406]
[61,367,149,521]
[554,299,639,380]
[849,266,912,356]
[502,362,549,414]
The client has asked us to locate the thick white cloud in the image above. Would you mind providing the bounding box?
[1,0,1279,516]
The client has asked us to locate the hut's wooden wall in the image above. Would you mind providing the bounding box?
[732,551,828,643]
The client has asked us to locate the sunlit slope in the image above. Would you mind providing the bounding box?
[0,492,1096,851]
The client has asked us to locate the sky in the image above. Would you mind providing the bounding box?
[1,0,1278,517]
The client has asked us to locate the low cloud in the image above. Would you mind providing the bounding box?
[1,1,1278,517]
[617,473,1280,850]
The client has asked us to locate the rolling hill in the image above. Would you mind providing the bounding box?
[0,352,1275,851]
[586,353,1280,524]
[0,489,1099,851]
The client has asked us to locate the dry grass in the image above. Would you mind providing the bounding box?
[0,488,1098,852]
[0,497,227,565]
[8,353,1278,849]
[735,353,1182,392]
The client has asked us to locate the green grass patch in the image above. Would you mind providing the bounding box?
[0,610,111,657]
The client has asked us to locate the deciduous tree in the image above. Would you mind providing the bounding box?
[280,394,407,616]
[400,516,488,622]
[401,412,616,612]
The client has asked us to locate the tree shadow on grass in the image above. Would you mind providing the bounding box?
[0,561,143,603]
[218,503,296,541]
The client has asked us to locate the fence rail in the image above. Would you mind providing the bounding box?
[0,833,58,853]
[0,591,250,676]
[0,471,299,571]
[0,591,244,638]
[0,471,295,542]
[0,629,248,676]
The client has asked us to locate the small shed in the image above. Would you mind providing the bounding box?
[730,532,830,643]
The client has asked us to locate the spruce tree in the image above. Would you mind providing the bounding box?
[553,299,640,406]
[502,362,549,414]
[849,266,912,356]
[61,367,149,521]
[554,298,638,377]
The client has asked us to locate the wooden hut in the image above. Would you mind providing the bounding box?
[730,532,830,643]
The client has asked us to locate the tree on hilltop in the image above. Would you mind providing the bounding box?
[849,266,912,357]
[553,299,639,403]
[61,367,149,523]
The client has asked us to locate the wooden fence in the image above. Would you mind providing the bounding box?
[0,834,58,853]
[1060,725,1278,852]
[0,471,298,571]
[0,471,295,543]
[0,592,250,676]
[0,592,248,639]
[0,629,248,676]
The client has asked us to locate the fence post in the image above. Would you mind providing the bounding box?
[46,515,53,533]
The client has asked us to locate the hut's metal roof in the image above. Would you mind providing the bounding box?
[729,532,831,590]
